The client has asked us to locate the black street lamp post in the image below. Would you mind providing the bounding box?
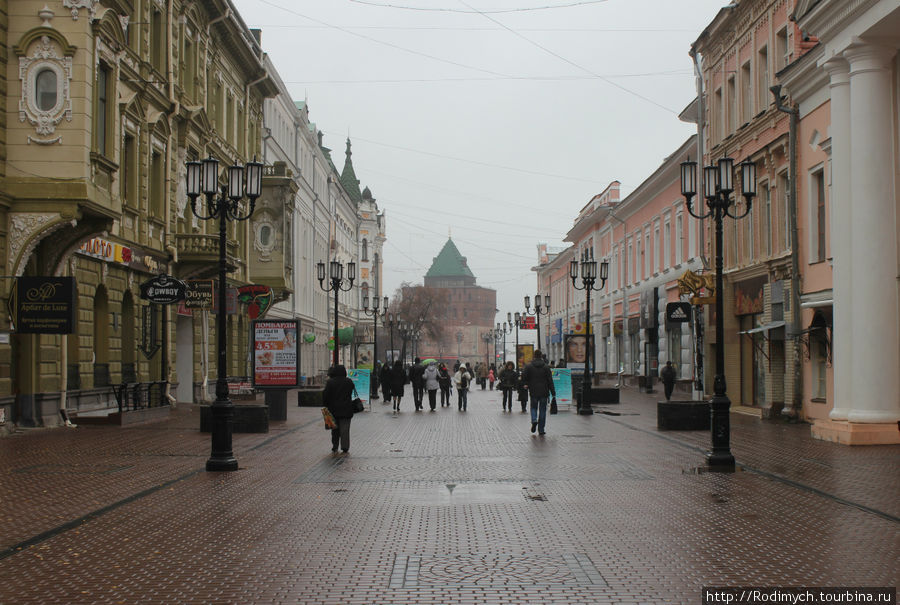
[387,313,396,364]
[496,321,511,364]
[680,155,756,472]
[186,155,263,472]
[508,312,522,370]
[570,253,609,416]
[524,294,550,351]
[317,260,356,367]
[481,331,493,367]
[363,294,388,369]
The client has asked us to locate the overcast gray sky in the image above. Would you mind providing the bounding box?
[231,0,727,335]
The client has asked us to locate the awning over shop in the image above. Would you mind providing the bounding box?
[738,320,785,336]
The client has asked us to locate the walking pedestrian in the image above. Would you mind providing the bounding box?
[454,363,472,411]
[379,360,392,403]
[488,366,495,391]
[522,350,555,436]
[409,357,426,411]
[423,361,440,411]
[323,365,357,454]
[477,363,488,390]
[389,359,406,412]
[438,364,452,407]
[516,372,529,413]
[661,361,677,401]
[498,361,517,412]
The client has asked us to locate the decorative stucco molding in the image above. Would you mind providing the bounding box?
[8,212,75,276]
[63,0,99,21]
[18,35,73,142]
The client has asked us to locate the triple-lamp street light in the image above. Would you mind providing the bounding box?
[507,311,522,370]
[524,294,550,352]
[186,155,263,472]
[317,260,356,367]
[570,252,609,416]
[680,155,756,472]
[362,294,388,375]
[481,330,493,368]
[496,321,511,364]
[387,313,397,365]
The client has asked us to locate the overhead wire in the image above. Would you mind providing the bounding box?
[348,0,609,13]
[282,70,692,85]
[256,0,515,78]
[322,129,605,184]
[459,0,680,114]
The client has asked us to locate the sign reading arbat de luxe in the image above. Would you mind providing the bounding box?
[139,274,187,304]
[7,276,76,334]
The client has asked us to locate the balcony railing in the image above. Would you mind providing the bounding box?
[175,233,238,260]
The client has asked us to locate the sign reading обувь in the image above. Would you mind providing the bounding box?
[7,276,76,334]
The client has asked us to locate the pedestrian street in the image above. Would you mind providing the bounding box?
[0,385,897,604]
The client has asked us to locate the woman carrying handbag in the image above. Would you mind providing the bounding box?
[323,364,357,454]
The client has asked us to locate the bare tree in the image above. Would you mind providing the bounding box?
[390,283,449,362]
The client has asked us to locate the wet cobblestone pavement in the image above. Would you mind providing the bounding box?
[0,386,897,604]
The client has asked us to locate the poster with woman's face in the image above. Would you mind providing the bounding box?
[564,334,590,371]
[252,320,300,387]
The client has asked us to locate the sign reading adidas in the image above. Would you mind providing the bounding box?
[666,302,692,323]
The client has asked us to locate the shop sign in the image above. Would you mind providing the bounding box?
[520,316,536,330]
[7,276,76,334]
[77,237,166,274]
[734,276,766,315]
[666,302,692,323]
[185,280,214,308]
[211,287,239,315]
[251,319,299,387]
[238,284,273,319]
[139,274,187,304]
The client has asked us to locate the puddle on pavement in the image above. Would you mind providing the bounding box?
[391,482,526,505]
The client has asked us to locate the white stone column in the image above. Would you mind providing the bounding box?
[822,57,852,420]
[845,40,900,424]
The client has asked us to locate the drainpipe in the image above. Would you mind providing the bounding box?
[607,210,626,387]
[771,84,802,418]
[690,47,708,399]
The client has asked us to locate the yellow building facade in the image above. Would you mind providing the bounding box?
[0,0,276,427]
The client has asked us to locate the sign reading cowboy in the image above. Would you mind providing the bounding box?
[7,276,76,333]
[139,274,187,304]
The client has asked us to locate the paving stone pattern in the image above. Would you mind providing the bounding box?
[0,387,897,604]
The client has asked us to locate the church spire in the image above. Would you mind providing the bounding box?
[340,138,363,205]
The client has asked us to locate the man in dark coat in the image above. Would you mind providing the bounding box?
[661,361,677,401]
[409,357,426,411]
[522,350,556,436]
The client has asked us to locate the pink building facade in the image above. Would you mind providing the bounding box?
[536,0,899,445]
[779,0,900,444]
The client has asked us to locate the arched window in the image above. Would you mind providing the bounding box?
[361,239,368,262]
